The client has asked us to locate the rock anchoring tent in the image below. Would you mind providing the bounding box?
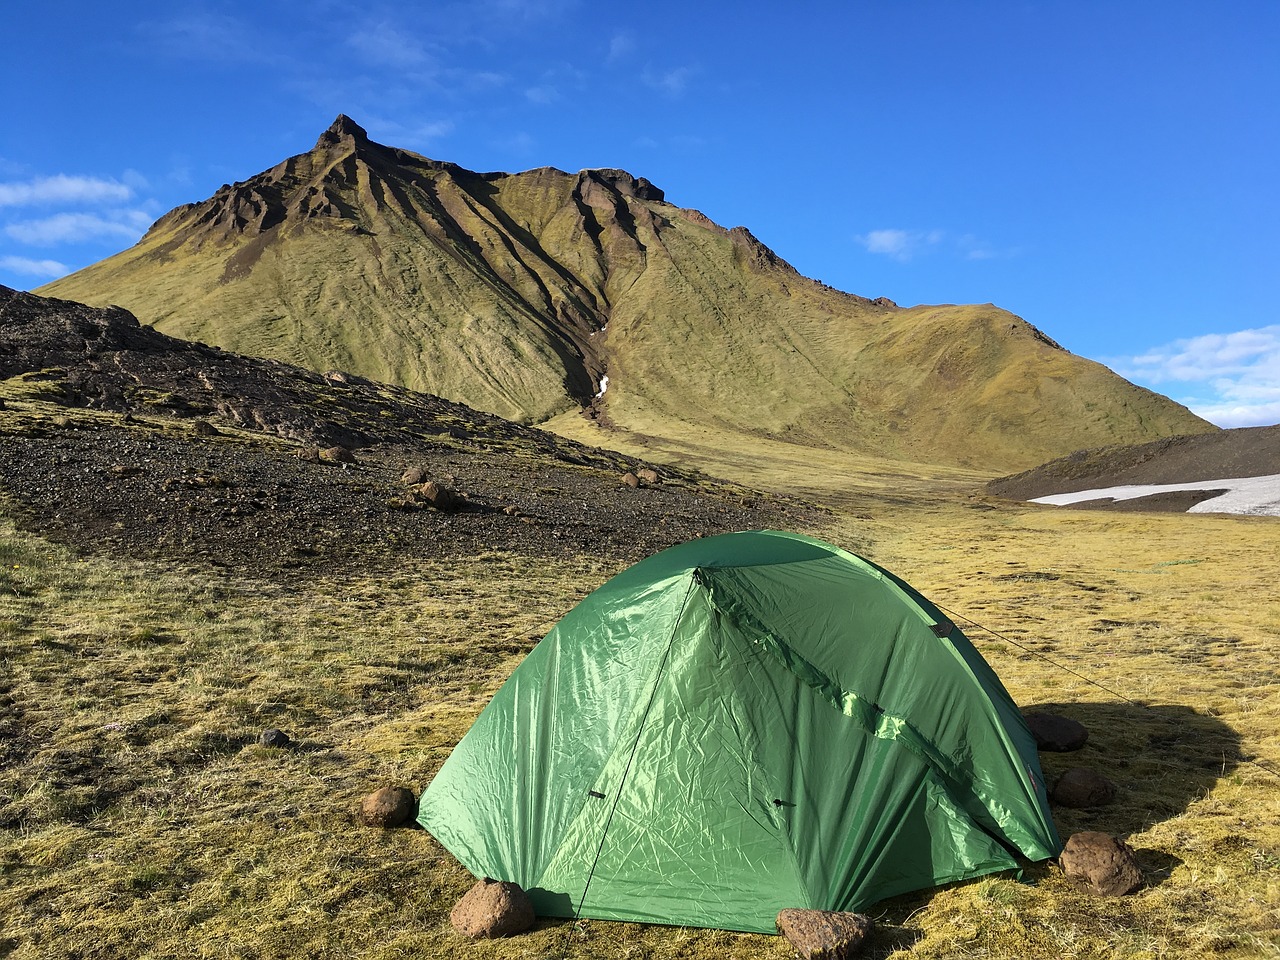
[417,531,1061,933]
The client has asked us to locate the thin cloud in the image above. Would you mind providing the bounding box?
[608,32,635,63]
[348,21,435,69]
[856,229,944,262]
[0,255,68,278]
[5,210,153,246]
[0,175,133,208]
[137,12,266,63]
[642,65,696,97]
[1112,325,1280,428]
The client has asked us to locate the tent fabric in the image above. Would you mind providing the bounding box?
[417,530,1060,934]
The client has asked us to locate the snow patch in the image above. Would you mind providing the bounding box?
[594,375,609,399]
[1030,474,1280,516]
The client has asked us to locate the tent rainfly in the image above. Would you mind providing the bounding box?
[417,531,1061,934]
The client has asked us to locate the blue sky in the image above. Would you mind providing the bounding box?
[2,1,1277,427]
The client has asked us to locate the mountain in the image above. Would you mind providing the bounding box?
[39,116,1215,474]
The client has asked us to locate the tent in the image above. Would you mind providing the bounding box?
[417,530,1060,934]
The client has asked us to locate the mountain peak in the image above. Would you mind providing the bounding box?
[316,114,370,150]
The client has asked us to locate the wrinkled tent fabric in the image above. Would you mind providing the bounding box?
[417,531,1061,934]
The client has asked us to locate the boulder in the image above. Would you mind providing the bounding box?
[259,728,292,749]
[359,785,417,827]
[400,464,429,485]
[450,877,536,939]
[776,908,872,959]
[191,419,219,436]
[636,468,660,484]
[621,471,641,488]
[1059,831,1143,896]
[1052,767,1117,808]
[1024,711,1088,751]
[411,481,457,511]
[318,445,356,464]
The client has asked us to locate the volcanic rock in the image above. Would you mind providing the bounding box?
[1059,831,1143,896]
[1052,767,1117,808]
[359,785,417,828]
[1024,712,1088,751]
[259,728,292,748]
[776,908,872,959]
[450,877,536,938]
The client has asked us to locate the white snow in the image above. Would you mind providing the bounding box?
[1030,474,1280,516]
[594,375,609,399]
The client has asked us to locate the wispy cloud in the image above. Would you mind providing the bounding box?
[137,12,266,63]
[5,210,153,246]
[642,64,696,97]
[608,32,635,63]
[0,255,68,278]
[0,175,133,207]
[1111,325,1280,428]
[348,21,435,69]
[855,228,944,262]
[857,228,1015,263]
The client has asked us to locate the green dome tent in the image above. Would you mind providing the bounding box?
[417,531,1060,934]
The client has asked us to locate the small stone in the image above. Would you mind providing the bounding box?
[400,464,429,485]
[1053,767,1117,808]
[259,728,292,749]
[1024,711,1088,751]
[776,908,872,959]
[191,419,219,436]
[411,481,457,510]
[620,471,640,488]
[450,878,536,939]
[1059,831,1143,896]
[296,446,322,463]
[636,468,660,484]
[503,505,520,516]
[359,785,417,828]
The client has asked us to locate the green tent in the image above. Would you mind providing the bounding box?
[417,531,1060,934]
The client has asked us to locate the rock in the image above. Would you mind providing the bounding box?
[259,728,292,748]
[503,505,521,516]
[411,481,457,511]
[1024,711,1089,751]
[401,464,429,485]
[1059,831,1143,895]
[359,785,417,828]
[450,877,536,939]
[776,908,872,959]
[296,446,322,463]
[191,419,219,436]
[636,468,660,484]
[318,445,356,464]
[621,471,640,488]
[1053,767,1117,808]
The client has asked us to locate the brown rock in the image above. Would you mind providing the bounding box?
[1024,711,1088,751]
[1059,831,1143,895]
[1053,767,1117,808]
[191,419,219,436]
[318,445,356,464]
[411,481,457,510]
[776,908,872,959]
[400,464,429,485]
[503,505,521,516]
[450,877,536,938]
[636,468,660,484]
[296,446,322,463]
[621,471,640,488]
[359,785,417,828]
[259,728,292,748]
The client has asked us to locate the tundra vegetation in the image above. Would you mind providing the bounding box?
[1,420,1276,959]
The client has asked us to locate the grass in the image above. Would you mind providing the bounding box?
[1,490,1278,958]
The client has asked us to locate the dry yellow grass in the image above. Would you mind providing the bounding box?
[1,489,1277,959]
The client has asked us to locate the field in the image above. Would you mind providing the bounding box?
[2,481,1278,958]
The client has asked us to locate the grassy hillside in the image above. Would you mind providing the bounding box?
[40,116,1214,475]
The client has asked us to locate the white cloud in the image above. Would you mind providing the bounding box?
[1111,325,1280,428]
[137,12,266,63]
[608,32,635,62]
[643,65,695,97]
[0,255,68,278]
[525,85,559,104]
[4,210,153,246]
[348,21,434,69]
[0,175,133,207]
[856,228,944,262]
